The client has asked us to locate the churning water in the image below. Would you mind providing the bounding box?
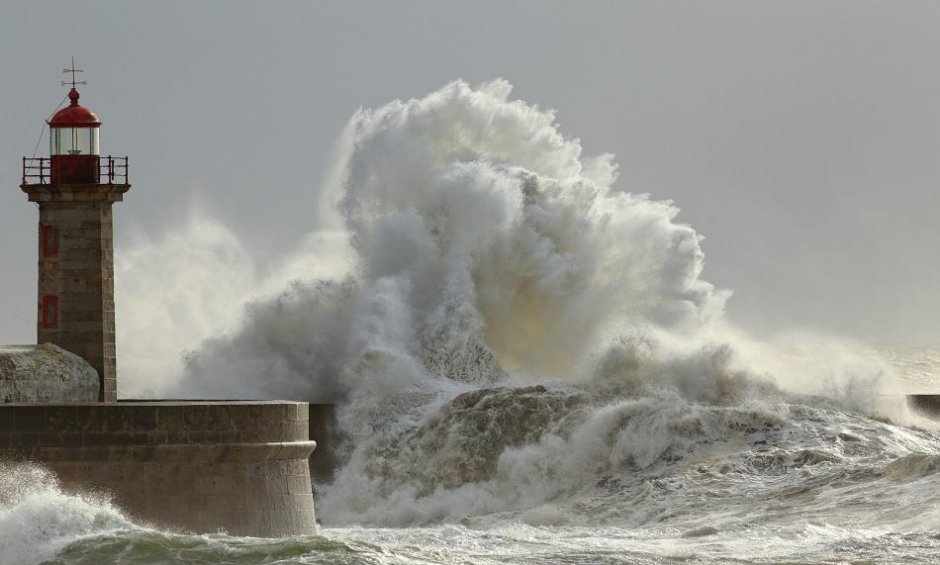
[5,80,940,564]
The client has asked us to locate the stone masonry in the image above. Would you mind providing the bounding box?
[0,343,98,402]
[0,401,318,536]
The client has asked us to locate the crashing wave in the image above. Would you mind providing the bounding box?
[162,80,905,527]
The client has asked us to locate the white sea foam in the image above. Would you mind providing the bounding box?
[0,463,133,565]
[163,80,732,400]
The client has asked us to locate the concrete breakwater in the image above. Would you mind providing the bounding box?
[0,401,318,537]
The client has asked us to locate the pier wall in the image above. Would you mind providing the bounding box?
[0,401,317,537]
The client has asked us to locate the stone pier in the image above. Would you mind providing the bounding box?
[0,400,318,537]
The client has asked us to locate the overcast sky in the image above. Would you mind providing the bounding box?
[2,1,939,347]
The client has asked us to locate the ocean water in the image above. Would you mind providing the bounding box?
[6,352,940,565]
[5,80,940,564]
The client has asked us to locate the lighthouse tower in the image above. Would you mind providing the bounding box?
[20,65,130,402]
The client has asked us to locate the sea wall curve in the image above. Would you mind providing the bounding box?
[0,401,317,537]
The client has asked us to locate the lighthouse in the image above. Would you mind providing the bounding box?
[20,63,130,402]
[2,63,326,537]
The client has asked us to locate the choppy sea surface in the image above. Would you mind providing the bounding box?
[0,345,938,565]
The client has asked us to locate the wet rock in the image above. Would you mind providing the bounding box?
[367,385,585,493]
[0,343,98,402]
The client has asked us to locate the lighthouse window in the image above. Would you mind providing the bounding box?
[51,128,67,154]
[41,225,59,257]
[51,127,99,155]
[41,295,58,330]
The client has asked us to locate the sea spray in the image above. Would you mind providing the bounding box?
[117,80,914,528]
[0,463,365,564]
[0,463,133,565]
[175,79,729,397]
[116,214,353,397]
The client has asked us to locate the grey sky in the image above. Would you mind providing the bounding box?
[2,1,939,346]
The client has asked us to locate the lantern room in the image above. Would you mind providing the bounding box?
[48,87,101,184]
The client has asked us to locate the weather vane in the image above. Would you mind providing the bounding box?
[61,57,86,89]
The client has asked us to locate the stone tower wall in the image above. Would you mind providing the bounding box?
[23,184,128,402]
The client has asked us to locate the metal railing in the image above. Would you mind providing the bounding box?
[22,157,49,185]
[21,156,130,186]
[102,156,129,185]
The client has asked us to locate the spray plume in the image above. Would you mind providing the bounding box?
[115,80,901,525]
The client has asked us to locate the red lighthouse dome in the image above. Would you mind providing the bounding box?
[49,88,101,127]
